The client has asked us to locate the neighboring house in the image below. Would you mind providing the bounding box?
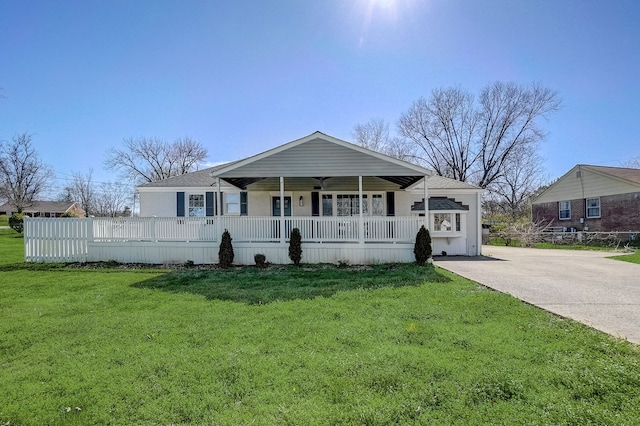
[0,201,85,218]
[133,131,482,264]
[532,164,640,232]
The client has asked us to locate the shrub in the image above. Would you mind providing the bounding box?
[254,253,266,268]
[288,228,302,266]
[0,214,8,224]
[218,229,234,268]
[9,213,24,233]
[413,225,432,266]
[61,211,79,218]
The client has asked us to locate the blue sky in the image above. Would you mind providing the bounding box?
[1,0,639,195]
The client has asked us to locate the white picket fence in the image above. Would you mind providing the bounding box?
[24,216,427,262]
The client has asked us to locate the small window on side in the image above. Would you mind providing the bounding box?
[586,198,600,218]
[559,201,571,220]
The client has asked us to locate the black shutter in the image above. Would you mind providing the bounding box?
[386,192,395,216]
[219,192,223,215]
[177,192,185,217]
[240,192,248,216]
[311,192,319,216]
[206,192,214,216]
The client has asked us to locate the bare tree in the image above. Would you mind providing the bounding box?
[473,82,560,188]
[621,157,640,169]
[104,137,208,184]
[93,181,131,217]
[68,170,96,217]
[398,87,477,180]
[0,133,54,213]
[352,117,391,152]
[487,144,548,221]
[398,82,560,189]
[352,117,415,161]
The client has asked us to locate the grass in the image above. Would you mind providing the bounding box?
[610,250,640,264]
[1,228,640,424]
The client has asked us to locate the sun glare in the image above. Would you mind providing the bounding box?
[372,0,396,9]
[358,0,410,47]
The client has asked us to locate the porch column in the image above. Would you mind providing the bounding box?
[280,176,285,244]
[476,190,483,256]
[358,175,364,244]
[423,176,429,230]
[216,177,222,241]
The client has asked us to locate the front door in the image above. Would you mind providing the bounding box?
[272,197,292,216]
[272,197,292,240]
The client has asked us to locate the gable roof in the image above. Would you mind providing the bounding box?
[409,175,481,191]
[585,165,640,185]
[533,164,640,204]
[0,201,81,213]
[137,162,235,188]
[139,131,437,190]
[211,131,433,188]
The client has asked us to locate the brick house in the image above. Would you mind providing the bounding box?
[531,165,640,232]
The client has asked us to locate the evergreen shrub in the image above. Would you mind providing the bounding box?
[218,229,234,268]
[414,225,432,266]
[288,228,302,266]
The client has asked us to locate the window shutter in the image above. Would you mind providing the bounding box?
[206,192,214,216]
[240,192,248,216]
[386,192,395,216]
[220,192,223,215]
[176,192,185,217]
[311,192,319,216]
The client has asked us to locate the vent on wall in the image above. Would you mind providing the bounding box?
[576,171,581,178]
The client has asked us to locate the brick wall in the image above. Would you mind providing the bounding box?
[532,192,640,231]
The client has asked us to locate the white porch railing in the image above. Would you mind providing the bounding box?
[24,216,427,262]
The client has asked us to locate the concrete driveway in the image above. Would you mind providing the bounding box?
[435,246,640,344]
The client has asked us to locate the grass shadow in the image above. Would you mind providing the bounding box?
[132,263,451,304]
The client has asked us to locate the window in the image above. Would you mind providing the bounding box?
[434,213,452,231]
[371,194,384,216]
[225,193,240,214]
[323,193,384,216]
[322,194,333,216]
[188,194,205,217]
[337,194,368,216]
[559,201,571,220]
[455,213,461,232]
[586,198,600,218]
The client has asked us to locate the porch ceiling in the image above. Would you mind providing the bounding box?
[221,177,267,189]
[378,176,424,189]
[222,175,424,190]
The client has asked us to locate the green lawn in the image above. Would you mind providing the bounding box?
[1,228,639,425]
[610,250,640,264]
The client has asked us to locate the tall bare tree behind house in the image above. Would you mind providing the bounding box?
[104,137,208,184]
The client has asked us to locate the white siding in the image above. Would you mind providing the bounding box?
[536,166,640,203]
[139,192,176,217]
[219,138,427,178]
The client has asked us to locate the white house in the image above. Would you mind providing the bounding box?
[132,131,482,264]
[23,132,482,264]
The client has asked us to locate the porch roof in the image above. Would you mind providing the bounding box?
[210,132,433,187]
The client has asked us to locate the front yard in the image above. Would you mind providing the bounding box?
[1,228,639,424]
